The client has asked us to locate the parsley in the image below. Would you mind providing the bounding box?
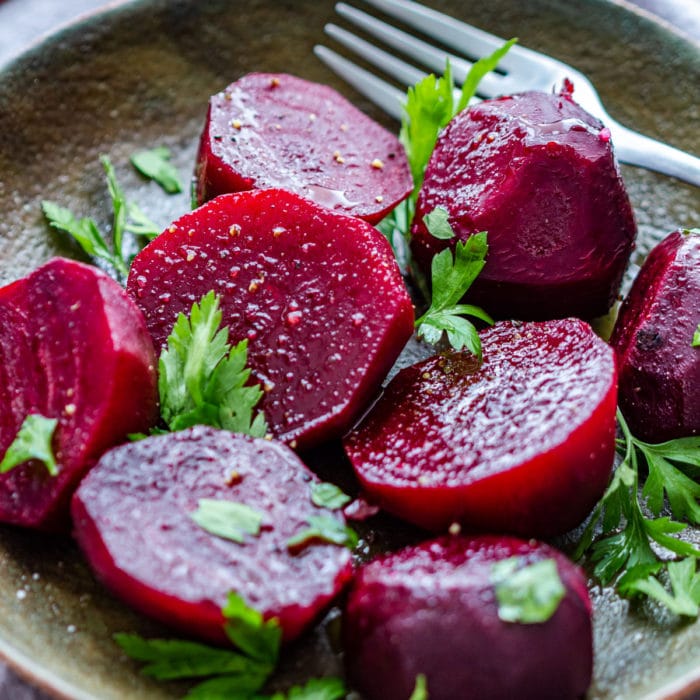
[491,557,565,624]
[131,146,183,194]
[0,414,59,476]
[310,482,351,510]
[190,499,264,544]
[693,323,700,348]
[409,674,429,700]
[259,677,347,700]
[158,291,267,437]
[287,515,358,552]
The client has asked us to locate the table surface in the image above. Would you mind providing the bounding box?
[0,0,698,698]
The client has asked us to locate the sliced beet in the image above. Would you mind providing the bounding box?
[344,319,617,536]
[411,89,636,320]
[71,425,354,644]
[343,535,593,700]
[610,229,700,442]
[127,188,414,450]
[0,258,158,530]
[194,73,413,223]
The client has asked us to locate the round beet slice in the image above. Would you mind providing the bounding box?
[71,425,354,644]
[610,228,700,442]
[127,188,415,450]
[0,258,158,530]
[411,88,636,320]
[195,73,413,223]
[343,535,593,700]
[344,319,617,536]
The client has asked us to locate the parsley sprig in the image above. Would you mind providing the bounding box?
[131,147,184,194]
[0,414,58,476]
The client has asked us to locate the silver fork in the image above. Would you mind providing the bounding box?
[314,0,700,187]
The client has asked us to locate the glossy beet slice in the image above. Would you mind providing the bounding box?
[344,535,593,700]
[610,229,700,442]
[411,89,636,320]
[0,258,158,530]
[195,73,413,223]
[127,189,414,450]
[344,319,617,536]
[71,425,354,644]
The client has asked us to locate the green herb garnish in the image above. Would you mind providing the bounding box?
[409,674,429,700]
[287,515,358,552]
[0,414,59,476]
[190,499,264,544]
[262,677,347,700]
[310,482,352,510]
[131,146,183,194]
[693,323,700,348]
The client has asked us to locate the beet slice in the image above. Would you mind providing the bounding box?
[127,188,414,450]
[0,258,158,530]
[610,229,700,442]
[71,425,354,644]
[194,73,413,223]
[344,318,617,536]
[343,535,593,700]
[411,89,636,320]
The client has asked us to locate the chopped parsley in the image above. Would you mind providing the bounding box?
[287,515,358,552]
[310,482,352,510]
[0,414,59,476]
[693,323,700,348]
[409,674,429,700]
[131,146,184,194]
[190,499,264,544]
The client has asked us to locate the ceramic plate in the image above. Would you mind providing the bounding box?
[0,0,699,698]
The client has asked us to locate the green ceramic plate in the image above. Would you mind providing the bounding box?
[0,0,699,698]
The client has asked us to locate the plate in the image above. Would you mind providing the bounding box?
[0,0,699,698]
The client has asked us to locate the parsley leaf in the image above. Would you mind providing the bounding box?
[287,515,358,552]
[310,482,352,510]
[693,323,700,348]
[159,291,267,437]
[190,499,264,544]
[131,146,183,194]
[409,674,429,700]
[259,677,347,700]
[0,414,59,476]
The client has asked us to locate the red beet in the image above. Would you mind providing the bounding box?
[411,89,636,320]
[71,425,354,644]
[0,258,158,530]
[344,319,617,536]
[127,189,414,450]
[343,535,593,700]
[195,73,413,223]
[610,229,700,442]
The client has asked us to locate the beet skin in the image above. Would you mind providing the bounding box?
[344,319,617,536]
[195,73,413,223]
[0,258,158,530]
[343,535,593,700]
[71,426,354,644]
[610,228,700,442]
[411,89,636,320]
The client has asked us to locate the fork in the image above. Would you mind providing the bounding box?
[314,0,700,187]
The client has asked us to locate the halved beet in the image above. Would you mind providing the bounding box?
[344,319,617,536]
[343,535,593,700]
[71,425,354,644]
[411,89,636,320]
[610,229,700,442]
[194,73,413,223]
[0,258,158,530]
[126,189,414,450]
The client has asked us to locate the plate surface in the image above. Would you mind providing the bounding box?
[0,0,699,698]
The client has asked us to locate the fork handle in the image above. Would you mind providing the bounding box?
[610,121,700,187]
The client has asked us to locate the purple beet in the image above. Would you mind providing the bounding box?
[0,258,158,530]
[610,228,700,442]
[195,73,413,223]
[71,425,354,644]
[411,88,636,320]
[343,535,593,700]
[127,188,415,450]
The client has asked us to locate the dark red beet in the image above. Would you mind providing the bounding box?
[0,258,158,530]
[411,89,636,320]
[195,73,413,223]
[344,319,617,536]
[71,425,354,644]
[127,189,414,450]
[344,535,593,700]
[610,229,700,442]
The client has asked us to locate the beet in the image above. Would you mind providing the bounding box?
[343,535,593,700]
[0,258,158,530]
[411,89,636,320]
[127,188,414,450]
[610,229,700,442]
[71,425,354,644]
[344,319,617,536]
[194,73,413,224]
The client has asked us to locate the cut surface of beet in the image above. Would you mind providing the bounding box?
[195,73,413,223]
[344,319,617,536]
[127,189,414,450]
[0,258,158,530]
[411,89,636,320]
[343,535,593,700]
[610,229,700,442]
[71,425,354,644]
